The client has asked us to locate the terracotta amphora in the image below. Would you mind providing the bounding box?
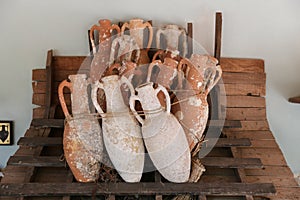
[156,24,187,58]
[146,57,179,107]
[58,74,104,182]
[89,19,120,82]
[172,55,222,153]
[129,82,190,183]
[91,75,145,183]
[121,18,153,65]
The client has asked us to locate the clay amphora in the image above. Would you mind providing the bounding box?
[91,75,145,183]
[58,74,104,182]
[172,55,222,153]
[121,18,153,65]
[90,19,120,82]
[129,82,190,183]
[109,35,140,65]
[156,24,187,58]
[146,57,179,107]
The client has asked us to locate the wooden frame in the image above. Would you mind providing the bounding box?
[0,120,13,145]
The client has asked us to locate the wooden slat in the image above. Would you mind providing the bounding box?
[17,137,62,147]
[7,156,262,169]
[234,147,287,166]
[201,157,263,168]
[220,58,265,73]
[223,84,266,97]
[222,72,266,84]
[17,137,250,148]
[53,56,91,71]
[223,130,275,140]
[225,121,269,131]
[214,12,222,61]
[204,138,251,148]
[187,22,193,58]
[0,182,276,196]
[244,166,294,177]
[31,119,64,128]
[44,49,54,119]
[226,96,266,108]
[8,156,65,167]
[226,108,266,121]
[32,69,89,82]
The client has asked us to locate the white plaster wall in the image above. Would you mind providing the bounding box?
[0,0,299,175]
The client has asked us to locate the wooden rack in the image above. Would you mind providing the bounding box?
[1,13,299,199]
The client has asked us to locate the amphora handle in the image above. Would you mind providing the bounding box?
[91,81,105,115]
[58,80,72,119]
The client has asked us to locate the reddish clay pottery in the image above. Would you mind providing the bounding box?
[147,57,179,88]
[58,74,104,182]
[129,82,190,183]
[91,75,145,183]
[89,19,120,82]
[172,55,222,153]
[156,24,187,58]
[110,35,140,65]
[121,18,153,65]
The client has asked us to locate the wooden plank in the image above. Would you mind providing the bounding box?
[17,137,62,147]
[222,72,266,85]
[31,119,64,128]
[201,157,263,169]
[214,12,222,62]
[226,108,266,121]
[7,156,262,169]
[53,56,91,71]
[32,69,89,82]
[225,121,269,131]
[187,22,193,58]
[271,187,300,200]
[223,83,266,97]
[244,166,294,177]
[32,93,70,106]
[203,138,251,148]
[0,182,276,196]
[226,96,266,108]
[234,148,287,166]
[244,176,298,187]
[220,58,265,73]
[28,118,240,129]
[223,130,275,140]
[7,156,65,167]
[44,49,54,119]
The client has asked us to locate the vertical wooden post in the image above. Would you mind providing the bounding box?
[43,49,53,119]
[187,23,193,58]
[214,12,222,62]
[88,30,93,56]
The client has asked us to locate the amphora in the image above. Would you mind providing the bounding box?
[129,82,190,183]
[91,75,145,183]
[58,74,104,182]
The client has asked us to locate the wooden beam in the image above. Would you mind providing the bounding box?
[187,23,193,58]
[0,182,276,196]
[7,156,262,169]
[17,137,62,147]
[44,49,53,119]
[214,12,222,62]
[288,96,300,104]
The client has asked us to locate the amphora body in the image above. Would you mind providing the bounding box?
[92,75,145,182]
[58,74,104,182]
[129,83,190,183]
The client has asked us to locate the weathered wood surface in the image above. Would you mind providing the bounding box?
[0,182,276,196]
[220,58,265,73]
[7,156,262,169]
[17,137,250,148]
